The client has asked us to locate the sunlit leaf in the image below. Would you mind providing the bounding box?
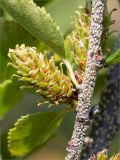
[0,79,23,117]
[0,0,65,56]
[105,50,120,65]
[8,112,63,156]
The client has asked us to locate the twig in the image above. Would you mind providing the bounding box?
[81,64,120,159]
[65,0,105,160]
[80,34,120,159]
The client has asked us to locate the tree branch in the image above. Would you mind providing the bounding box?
[81,64,120,159]
[80,34,120,159]
[65,0,105,160]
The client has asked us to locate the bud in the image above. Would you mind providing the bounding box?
[65,7,114,72]
[66,7,90,71]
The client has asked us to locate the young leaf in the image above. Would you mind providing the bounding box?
[105,50,120,65]
[0,0,65,56]
[0,80,23,117]
[8,112,63,157]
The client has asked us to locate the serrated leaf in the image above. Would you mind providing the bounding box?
[105,50,120,65]
[8,112,63,157]
[1,133,14,160]
[0,80,23,117]
[0,0,65,56]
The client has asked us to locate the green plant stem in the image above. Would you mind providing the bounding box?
[63,59,79,87]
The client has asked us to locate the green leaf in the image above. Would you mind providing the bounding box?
[1,133,14,160]
[0,0,65,56]
[105,50,120,65]
[0,18,38,56]
[0,80,23,117]
[8,112,63,157]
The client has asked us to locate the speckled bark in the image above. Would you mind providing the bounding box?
[65,0,105,160]
[80,34,120,160]
[81,64,120,160]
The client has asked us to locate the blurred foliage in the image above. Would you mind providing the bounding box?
[0,17,39,118]
[105,49,120,65]
[8,112,63,157]
[92,68,107,105]
[96,151,120,160]
[97,152,107,160]
[0,79,23,118]
[0,18,39,81]
[33,0,54,7]
[108,132,120,157]
[109,153,120,160]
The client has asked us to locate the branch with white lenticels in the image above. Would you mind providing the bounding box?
[81,64,120,160]
[65,0,105,160]
[80,34,120,160]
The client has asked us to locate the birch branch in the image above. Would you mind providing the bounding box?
[80,34,120,159]
[65,0,105,160]
[81,64,120,159]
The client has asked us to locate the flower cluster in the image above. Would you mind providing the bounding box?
[65,7,90,71]
[65,6,115,72]
[8,44,74,105]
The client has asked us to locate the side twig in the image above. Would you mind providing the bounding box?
[65,0,105,160]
